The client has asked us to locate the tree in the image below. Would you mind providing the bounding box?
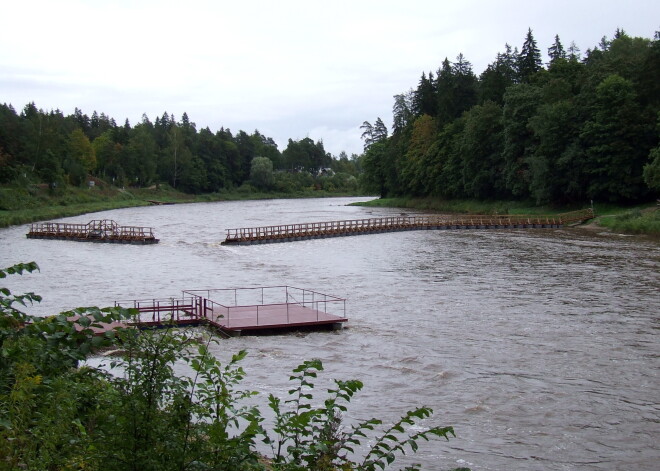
[392,90,414,134]
[580,74,652,202]
[459,101,505,199]
[125,122,157,186]
[360,120,375,150]
[68,128,96,173]
[518,28,543,82]
[567,41,581,61]
[234,130,256,184]
[196,127,230,191]
[479,44,519,104]
[359,141,390,197]
[281,137,328,172]
[413,71,437,117]
[249,156,274,190]
[419,118,465,197]
[435,58,456,125]
[479,45,517,105]
[547,34,566,65]
[452,53,478,115]
[360,119,387,151]
[502,83,542,198]
[528,98,584,204]
[93,130,122,181]
[400,114,437,195]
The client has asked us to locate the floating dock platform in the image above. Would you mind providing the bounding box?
[27,219,159,244]
[222,209,594,245]
[113,286,347,336]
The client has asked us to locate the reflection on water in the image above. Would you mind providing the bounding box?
[1,197,659,470]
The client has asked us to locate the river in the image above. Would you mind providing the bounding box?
[1,197,658,470]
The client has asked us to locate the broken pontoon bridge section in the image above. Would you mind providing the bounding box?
[26,219,159,244]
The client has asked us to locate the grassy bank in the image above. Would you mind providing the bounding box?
[0,182,365,228]
[350,196,591,215]
[0,183,187,227]
[596,206,660,235]
[352,196,660,236]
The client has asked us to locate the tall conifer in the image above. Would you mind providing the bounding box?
[518,28,543,82]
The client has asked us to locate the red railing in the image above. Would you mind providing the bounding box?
[183,286,347,328]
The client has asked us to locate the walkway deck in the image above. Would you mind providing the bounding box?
[222,209,594,245]
[27,219,159,244]
[113,286,347,336]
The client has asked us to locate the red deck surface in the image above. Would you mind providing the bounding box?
[207,304,346,331]
[70,303,346,336]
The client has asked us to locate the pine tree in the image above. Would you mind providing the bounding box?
[518,28,543,82]
[547,34,566,65]
[373,118,388,142]
[435,58,455,125]
[452,53,478,115]
[413,71,437,116]
[392,90,414,134]
[567,41,581,61]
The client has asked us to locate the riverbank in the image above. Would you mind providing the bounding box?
[0,182,365,228]
[351,196,660,236]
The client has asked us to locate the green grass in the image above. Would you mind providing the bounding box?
[0,182,366,228]
[351,196,660,236]
[597,206,660,235]
[350,196,583,215]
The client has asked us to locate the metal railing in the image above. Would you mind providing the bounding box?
[27,219,157,242]
[114,296,199,324]
[183,286,347,328]
[222,209,594,244]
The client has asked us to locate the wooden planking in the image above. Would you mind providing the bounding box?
[222,209,595,245]
[27,219,159,244]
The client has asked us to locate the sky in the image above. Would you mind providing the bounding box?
[1,1,658,157]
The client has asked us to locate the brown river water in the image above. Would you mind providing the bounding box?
[1,197,658,470]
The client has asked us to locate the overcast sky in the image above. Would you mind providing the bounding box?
[1,0,658,157]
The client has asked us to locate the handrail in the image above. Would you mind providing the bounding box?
[183,285,347,328]
[27,219,158,243]
[222,209,594,244]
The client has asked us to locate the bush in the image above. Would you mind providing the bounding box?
[599,207,660,235]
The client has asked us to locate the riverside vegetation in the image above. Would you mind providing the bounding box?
[0,262,467,471]
[1,28,659,235]
[1,179,658,236]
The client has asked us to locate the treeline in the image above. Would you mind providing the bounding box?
[0,104,361,194]
[360,28,660,205]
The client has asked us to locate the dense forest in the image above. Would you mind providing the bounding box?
[360,28,660,205]
[0,105,361,195]
[1,28,659,207]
